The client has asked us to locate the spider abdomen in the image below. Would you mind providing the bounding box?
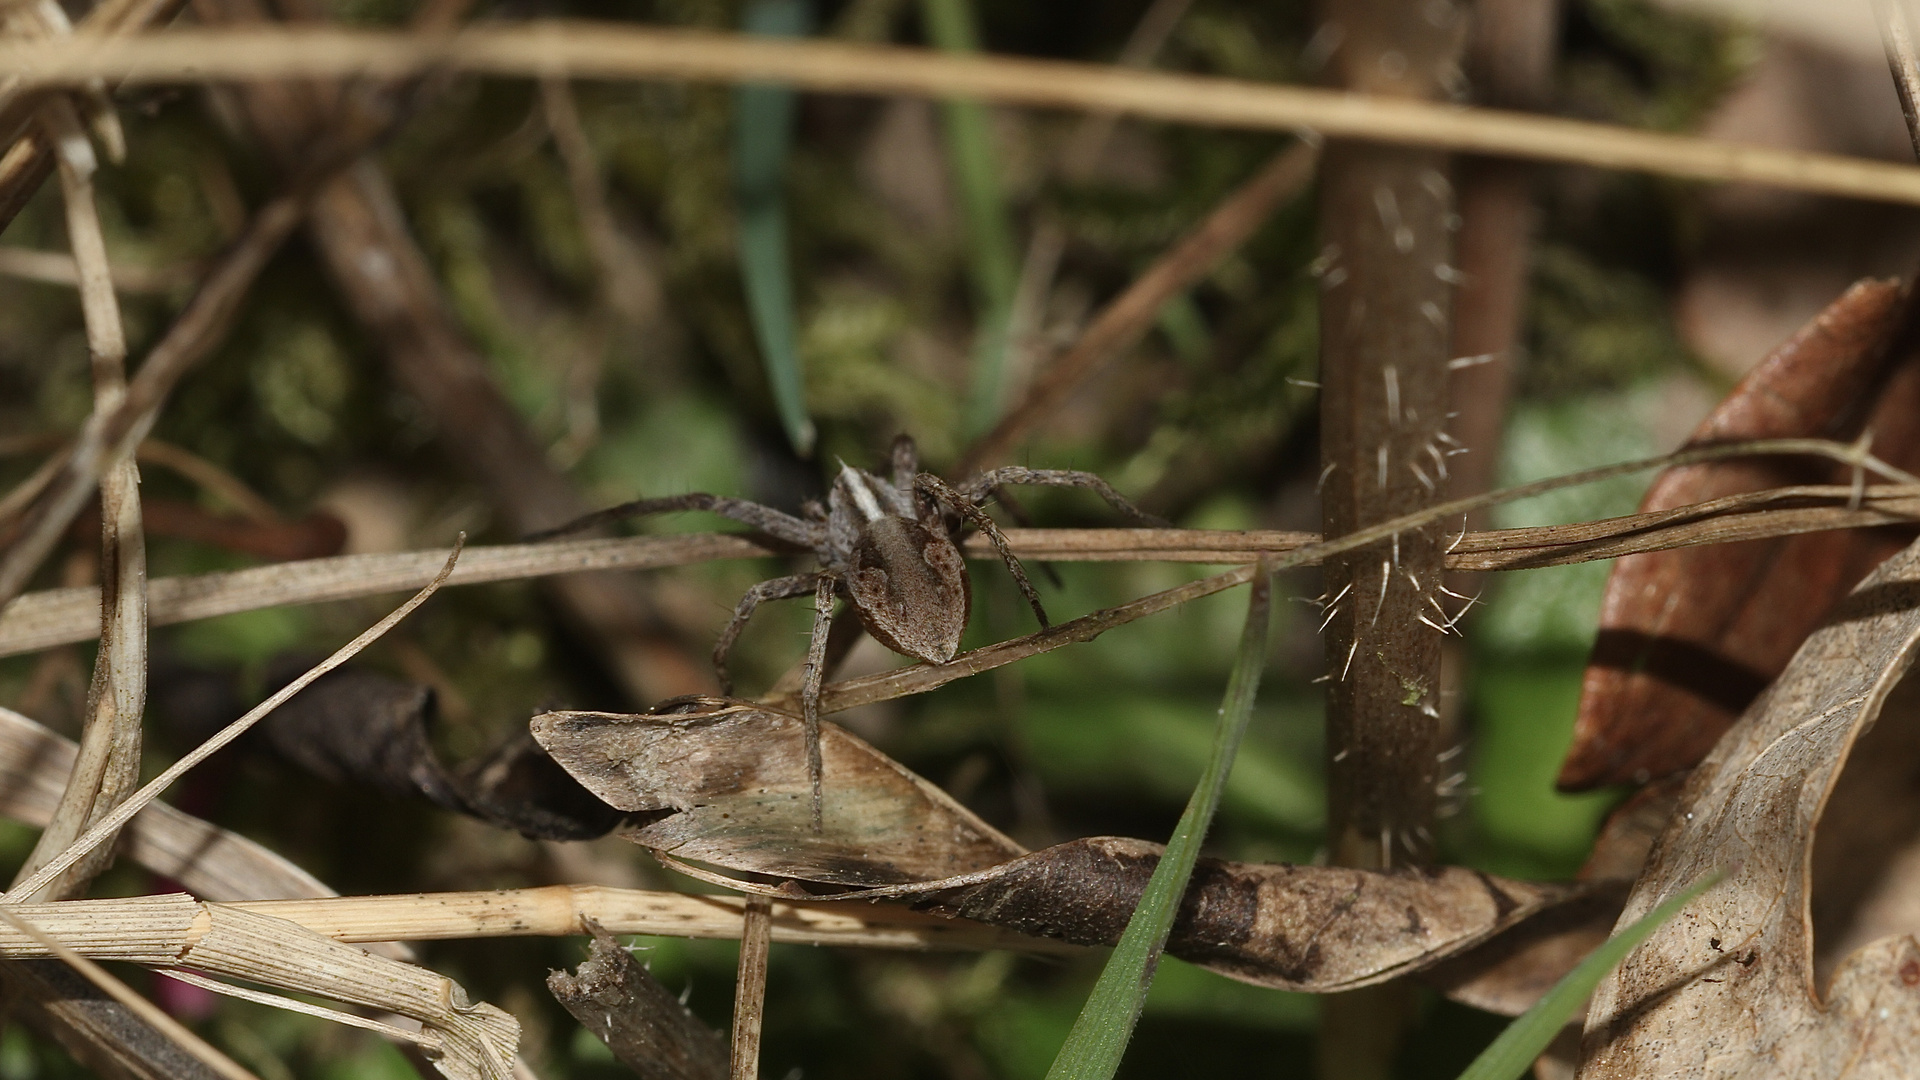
[846,516,971,665]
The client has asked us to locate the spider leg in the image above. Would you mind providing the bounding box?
[890,434,920,493]
[711,573,821,694]
[799,571,835,830]
[525,493,820,547]
[975,487,1064,589]
[916,473,1050,631]
[959,468,1168,526]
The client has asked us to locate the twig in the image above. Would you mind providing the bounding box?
[548,920,729,1080]
[1878,0,1920,161]
[784,440,1920,717]
[3,540,464,903]
[13,24,1920,205]
[728,895,773,1080]
[0,907,260,1080]
[0,246,180,292]
[958,138,1319,472]
[7,481,1920,660]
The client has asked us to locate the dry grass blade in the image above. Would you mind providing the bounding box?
[10,25,1920,204]
[0,532,773,657]
[0,246,177,292]
[221,886,1068,951]
[728,895,772,1080]
[0,895,518,1080]
[3,539,465,903]
[0,906,260,1080]
[0,704,339,902]
[13,94,148,903]
[8,487,1920,663]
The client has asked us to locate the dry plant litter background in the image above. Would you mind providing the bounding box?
[10,0,1920,1077]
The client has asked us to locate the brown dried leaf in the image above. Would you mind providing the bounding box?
[1579,536,1920,1077]
[530,698,1023,885]
[533,699,1600,995]
[864,836,1590,995]
[1563,278,1920,790]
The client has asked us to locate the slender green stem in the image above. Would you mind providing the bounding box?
[734,0,816,456]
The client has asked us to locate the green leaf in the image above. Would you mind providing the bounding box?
[733,0,816,457]
[1453,867,1727,1080]
[918,0,1022,435]
[1043,568,1274,1080]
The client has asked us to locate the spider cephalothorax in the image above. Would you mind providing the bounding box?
[537,435,1156,821]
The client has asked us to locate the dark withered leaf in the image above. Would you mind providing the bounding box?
[533,698,1604,996]
[868,837,1595,995]
[262,658,624,840]
[548,919,728,1080]
[1563,278,1920,790]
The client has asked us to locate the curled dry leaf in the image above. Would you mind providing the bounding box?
[1563,278,1920,790]
[262,660,625,840]
[533,698,1599,995]
[1580,535,1920,1077]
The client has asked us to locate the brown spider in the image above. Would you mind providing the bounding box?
[536,435,1158,822]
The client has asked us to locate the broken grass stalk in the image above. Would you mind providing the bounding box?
[0,905,260,1080]
[2,537,465,903]
[1044,563,1271,1080]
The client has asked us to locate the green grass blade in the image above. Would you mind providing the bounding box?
[1454,867,1727,1080]
[733,0,816,457]
[918,0,1021,436]
[1044,568,1274,1080]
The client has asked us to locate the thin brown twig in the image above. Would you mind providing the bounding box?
[729,895,773,1080]
[1878,0,1920,161]
[959,138,1319,472]
[6,482,1920,660]
[778,440,1920,717]
[3,539,464,903]
[11,24,1920,205]
[0,907,260,1080]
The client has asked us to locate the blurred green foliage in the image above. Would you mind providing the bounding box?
[0,0,1753,1075]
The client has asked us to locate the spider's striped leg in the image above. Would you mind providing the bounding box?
[712,573,821,695]
[526,493,820,546]
[958,468,1168,527]
[799,571,836,830]
[915,473,1050,630]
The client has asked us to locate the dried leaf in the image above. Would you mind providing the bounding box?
[1564,278,1920,789]
[1581,535,1920,1077]
[531,698,1023,884]
[261,660,626,841]
[533,699,1598,994]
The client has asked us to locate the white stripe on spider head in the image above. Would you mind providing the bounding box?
[839,464,889,522]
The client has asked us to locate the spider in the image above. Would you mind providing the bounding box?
[535,435,1159,821]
